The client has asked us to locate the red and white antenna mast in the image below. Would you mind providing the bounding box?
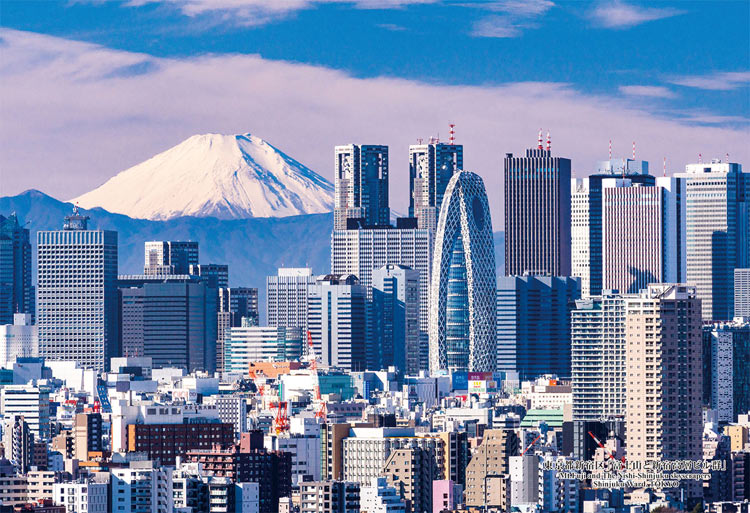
[546,131,551,152]
[699,153,703,163]
[663,157,666,177]
[632,141,635,160]
[537,129,543,150]
[608,140,612,160]
[726,153,729,163]
[449,123,455,145]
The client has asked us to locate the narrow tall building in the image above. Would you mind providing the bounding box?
[0,213,33,324]
[736,268,750,318]
[143,240,198,275]
[571,159,654,297]
[37,207,118,371]
[429,171,496,373]
[334,144,389,230]
[266,268,316,335]
[372,264,420,374]
[504,136,571,277]
[217,287,259,371]
[601,176,685,294]
[625,284,702,495]
[408,141,463,231]
[675,160,748,321]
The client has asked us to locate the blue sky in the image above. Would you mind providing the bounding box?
[1,0,748,220]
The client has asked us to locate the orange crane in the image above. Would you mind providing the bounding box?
[521,434,542,456]
[588,431,625,469]
[271,401,290,434]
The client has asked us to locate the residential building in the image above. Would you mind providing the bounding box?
[510,454,540,506]
[53,480,108,513]
[37,207,118,372]
[126,422,234,466]
[504,139,571,277]
[571,158,654,296]
[2,415,33,473]
[360,477,407,513]
[372,264,420,373]
[334,144,390,230]
[408,141,463,231]
[464,429,519,508]
[497,275,580,380]
[382,447,439,513]
[300,481,360,513]
[224,326,303,372]
[307,274,367,371]
[110,461,173,513]
[429,171,497,373]
[0,313,37,368]
[0,213,33,324]
[675,160,749,320]
[143,240,198,275]
[73,412,103,461]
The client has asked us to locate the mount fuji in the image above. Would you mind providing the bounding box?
[72,133,334,220]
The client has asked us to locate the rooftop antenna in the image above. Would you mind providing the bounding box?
[726,152,729,163]
[699,153,703,164]
[546,131,551,152]
[449,123,455,145]
[663,157,666,177]
[609,139,612,160]
[538,129,543,150]
[632,141,635,160]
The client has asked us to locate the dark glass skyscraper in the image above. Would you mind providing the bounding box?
[504,142,571,277]
[409,142,463,231]
[0,213,32,324]
[334,144,390,230]
[445,236,469,371]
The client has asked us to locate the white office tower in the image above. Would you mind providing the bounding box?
[360,477,407,513]
[331,228,432,370]
[334,144,390,230]
[111,461,173,513]
[705,327,734,423]
[143,240,198,275]
[267,268,316,335]
[408,141,463,231]
[570,292,626,421]
[224,326,302,372]
[601,176,685,294]
[308,274,367,371]
[37,207,118,371]
[429,171,497,373]
[675,160,749,321]
[0,385,50,441]
[54,481,108,513]
[0,313,37,368]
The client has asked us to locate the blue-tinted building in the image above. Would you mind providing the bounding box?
[496,275,580,380]
[0,213,33,324]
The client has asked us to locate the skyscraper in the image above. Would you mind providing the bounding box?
[504,136,571,277]
[37,208,118,371]
[372,264,420,374]
[0,213,32,324]
[702,320,750,423]
[267,268,316,335]
[429,171,496,373]
[224,326,302,372]
[307,274,366,371]
[408,141,463,231]
[625,284,702,488]
[496,275,580,380]
[217,287,259,371]
[570,291,626,421]
[601,176,685,294]
[736,268,750,318]
[331,228,432,370]
[675,160,748,321]
[189,263,229,289]
[143,240,198,275]
[334,144,389,230]
[571,159,654,297]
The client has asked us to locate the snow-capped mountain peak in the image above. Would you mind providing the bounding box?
[72,133,334,220]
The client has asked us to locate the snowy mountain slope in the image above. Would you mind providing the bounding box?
[72,133,334,220]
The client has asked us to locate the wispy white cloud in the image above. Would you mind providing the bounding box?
[670,71,750,91]
[590,0,684,28]
[469,0,554,38]
[619,85,676,99]
[0,28,747,222]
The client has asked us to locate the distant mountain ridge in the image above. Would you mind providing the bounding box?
[0,190,505,321]
[72,133,334,220]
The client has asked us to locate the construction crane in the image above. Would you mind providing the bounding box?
[588,431,625,469]
[306,330,327,421]
[521,434,542,456]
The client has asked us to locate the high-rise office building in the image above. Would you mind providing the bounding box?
[224,326,302,372]
[308,274,367,371]
[504,139,571,277]
[625,285,702,485]
[0,313,38,369]
[408,141,463,231]
[189,263,229,289]
[143,240,198,275]
[372,264,420,374]
[0,384,50,441]
[571,159,654,297]
[736,268,750,319]
[334,144,389,230]
[429,171,496,373]
[570,291,626,421]
[331,228,432,370]
[496,275,580,380]
[118,275,217,372]
[217,287,259,372]
[37,208,118,372]
[675,160,748,321]
[267,268,316,335]
[702,320,750,423]
[0,213,32,324]
[601,176,685,295]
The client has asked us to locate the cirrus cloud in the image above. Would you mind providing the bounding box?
[590,0,684,29]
